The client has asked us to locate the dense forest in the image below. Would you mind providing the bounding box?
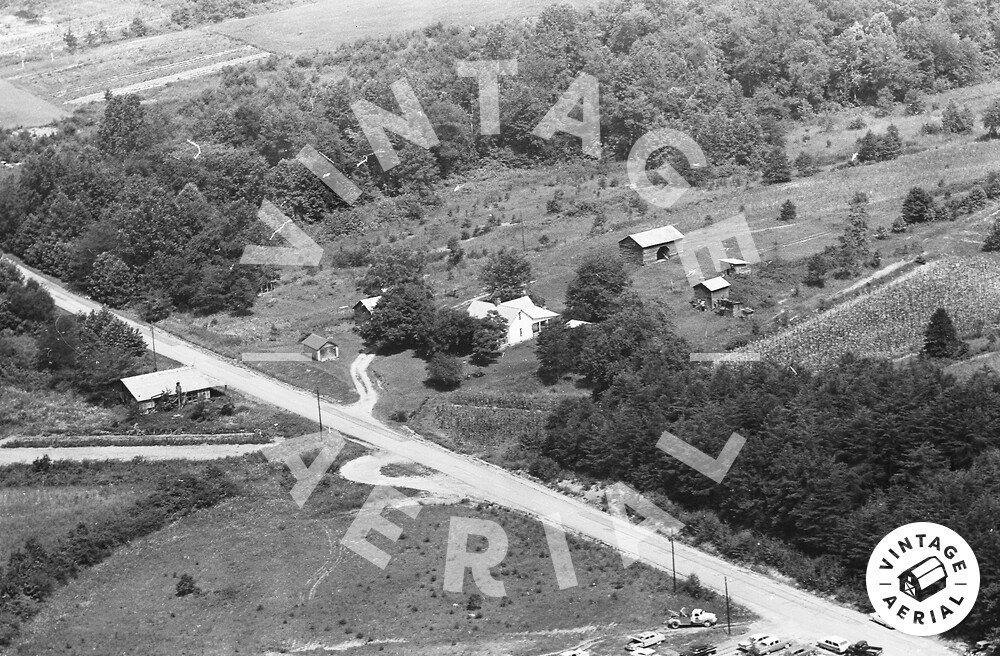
[2,0,999,315]
[530,260,1000,640]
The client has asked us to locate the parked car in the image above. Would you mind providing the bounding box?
[868,612,894,629]
[679,644,717,656]
[751,636,792,654]
[784,642,818,656]
[738,634,769,652]
[626,632,666,651]
[560,650,591,656]
[630,649,657,656]
[816,636,851,654]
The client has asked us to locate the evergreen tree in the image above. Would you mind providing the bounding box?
[837,196,870,277]
[877,124,902,160]
[856,131,880,162]
[794,151,818,177]
[942,100,975,134]
[923,307,965,358]
[779,200,797,222]
[901,186,935,224]
[96,92,151,157]
[804,253,828,287]
[762,147,791,184]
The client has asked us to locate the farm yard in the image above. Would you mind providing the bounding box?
[740,256,1000,371]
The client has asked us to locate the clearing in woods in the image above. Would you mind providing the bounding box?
[0,78,66,128]
[209,0,603,54]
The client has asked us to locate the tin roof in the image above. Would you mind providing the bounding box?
[695,276,731,292]
[120,367,220,403]
[355,296,381,312]
[301,333,336,351]
[620,225,684,248]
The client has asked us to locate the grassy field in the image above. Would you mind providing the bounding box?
[0,79,66,128]
[8,456,752,656]
[0,486,143,563]
[209,0,603,55]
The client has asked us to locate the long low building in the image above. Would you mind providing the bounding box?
[119,366,222,413]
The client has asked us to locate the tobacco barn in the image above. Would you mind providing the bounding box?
[618,225,685,265]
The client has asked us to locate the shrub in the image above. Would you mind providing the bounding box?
[920,122,944,135]
[847,116,866,130]
[904,89,925,115]
[176,574,200,597]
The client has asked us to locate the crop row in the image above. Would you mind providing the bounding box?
[741,256,1000,370]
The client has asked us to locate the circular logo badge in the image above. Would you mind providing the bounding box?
[866,522,980,636]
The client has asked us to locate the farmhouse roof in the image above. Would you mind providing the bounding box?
[467,296,559,322]
[356,296,381,312]
[620,225,684,248]
[468,300,498,319]
[301,334,336,351]
[720,258,750,265]
[695,276,731,292]
[120,367,219,403]
[499,296,559,321]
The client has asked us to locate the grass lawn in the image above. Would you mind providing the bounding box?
[9,455,752,656]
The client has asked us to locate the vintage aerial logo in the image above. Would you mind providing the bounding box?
[866,522,980,636]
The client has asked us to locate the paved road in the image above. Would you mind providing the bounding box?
[8,259,958,655]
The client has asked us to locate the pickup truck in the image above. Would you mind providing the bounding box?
[846,640,883,656]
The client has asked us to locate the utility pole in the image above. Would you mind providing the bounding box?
[724,576,732,636]
[670,534,677,593]
[150,325,158,371]
[521,219,526,252]
[316,387,323,432]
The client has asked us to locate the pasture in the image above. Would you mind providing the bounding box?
[0,486,142,563]
[0,79,66,128]
[8,461,750,656]
[209,0,603,55]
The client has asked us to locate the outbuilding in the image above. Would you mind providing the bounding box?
[692,276,731,310]
[618,225,685,265]
[301,334,339,361]
[720,257,751,276]
[353,296,381,323]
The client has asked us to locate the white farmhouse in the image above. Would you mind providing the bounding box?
[468,295,559,346]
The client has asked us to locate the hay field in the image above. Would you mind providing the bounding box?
[209,0,602,54]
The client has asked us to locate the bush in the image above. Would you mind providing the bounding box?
[847,116,866,130]
[920,122,944,135]
[904,89,925,115]
[176,574,199,597]
[426,352,462,390]
[527,455,560,482]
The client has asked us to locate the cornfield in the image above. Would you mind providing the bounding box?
[740,256,1000,371]
[432,392,575,447]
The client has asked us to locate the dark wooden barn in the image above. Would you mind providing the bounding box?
[618,225,685,265]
